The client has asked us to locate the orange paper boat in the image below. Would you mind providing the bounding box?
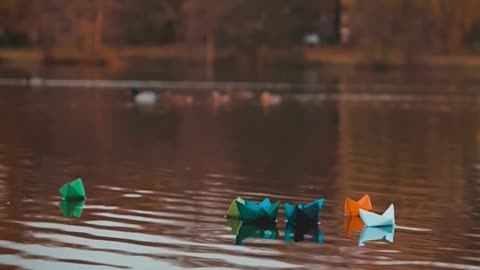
[344,194,372,216]
[344,216,365,237]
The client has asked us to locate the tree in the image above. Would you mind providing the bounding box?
[349,0,480,65]
[0,0,35,46]
[106,0,181,45]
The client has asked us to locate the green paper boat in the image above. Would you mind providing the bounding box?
[60,200,85,218]
[59,178,86,200]
[226,217,243,235]
[226,197,245,218]
[226,197,280,224]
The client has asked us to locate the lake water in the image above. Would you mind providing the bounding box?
[0,68,479,269]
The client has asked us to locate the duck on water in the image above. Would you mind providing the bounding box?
[131,88,159,105]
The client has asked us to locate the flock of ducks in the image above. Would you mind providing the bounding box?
[131,87,326,109]
[131,87,283,108]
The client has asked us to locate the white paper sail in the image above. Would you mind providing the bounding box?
[359,204,395,227]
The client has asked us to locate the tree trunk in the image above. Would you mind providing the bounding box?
[206,34,215,80]
[93,0,104,53]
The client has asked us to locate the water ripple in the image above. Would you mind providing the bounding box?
[1,86,479,269]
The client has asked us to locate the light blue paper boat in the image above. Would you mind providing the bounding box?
[359,203,395,227]
[284,199,324,224]
[358,225,395,246]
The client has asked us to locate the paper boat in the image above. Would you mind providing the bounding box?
[226,197,280,225]
[359,203,395,227]
[59,178,86,201]
[358,225,395,246]
[284,221,323,244]
[226,218,243,235]
[344,194,372,216]
[226,197,245,218]
[235,223,279,245]
[344,216,365,237]
[284,199,324,224]
[59,200,85,218]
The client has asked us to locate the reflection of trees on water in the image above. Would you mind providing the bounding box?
[0,163,8,214]
[336,80,479,256]
[1,77,479,255]
[224,100,339,190]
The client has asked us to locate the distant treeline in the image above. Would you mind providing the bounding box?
[0,0,480,65]
[0,1,338,47]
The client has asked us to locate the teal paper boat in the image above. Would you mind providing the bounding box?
[226,197,280,225]
[59,200,85,218]
[284,221,323,244]
[59,178,86,201]
[284,199,324,224]
[358,225,395,246]
[359,203,395,227]
[235,223,279,245]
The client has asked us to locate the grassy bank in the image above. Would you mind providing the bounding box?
[0,48,43,63]
[305,47,480,68]
[2,45,480,69]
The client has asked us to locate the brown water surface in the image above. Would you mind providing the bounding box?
[0,72,479,269]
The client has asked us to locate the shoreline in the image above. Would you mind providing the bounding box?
[1,45,480,69]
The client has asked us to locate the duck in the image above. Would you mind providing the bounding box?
[131,87,159,105]
[260,91,282,107]
[232,89,254,101]
[27,75,45,88]
[211,90,231,106]
[162,91,194,108]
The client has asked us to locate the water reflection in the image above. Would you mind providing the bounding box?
[0,161,8,204]
[0,80,479,269]
[358,226,395,247]
[226,218,279,245]
[59,200,85,218]
[284,222,323,244]
[344,216,365,237]
[235,223,279,245]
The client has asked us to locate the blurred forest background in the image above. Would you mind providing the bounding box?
[1,0,480,68]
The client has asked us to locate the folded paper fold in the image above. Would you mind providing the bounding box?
[226,197,280,224]
[359,203,395,227]
[358,225,395,246]
[59,178,86,201]
[284,198,324,224]
[344,194,372,216]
